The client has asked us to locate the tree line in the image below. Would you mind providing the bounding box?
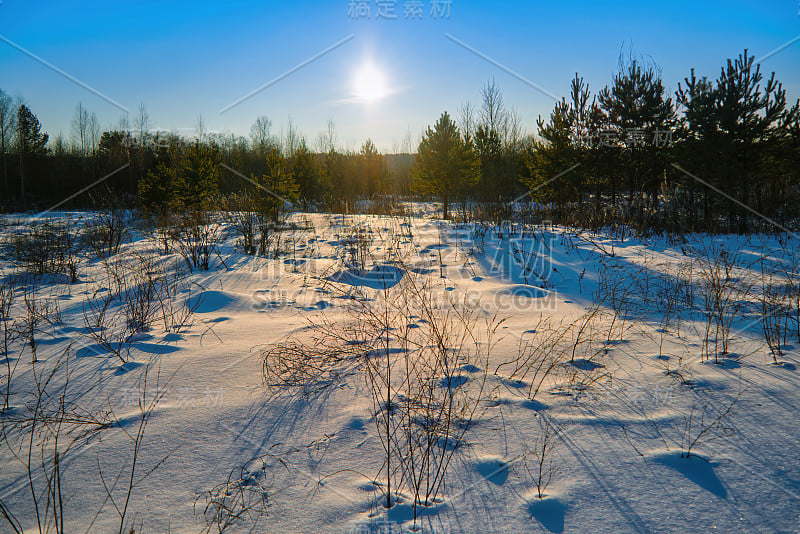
[0,98,411,215]
[2,48,798,234]
[413,49,799,233]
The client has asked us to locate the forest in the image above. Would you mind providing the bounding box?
[2,33,800,531]
[2,49,797,235]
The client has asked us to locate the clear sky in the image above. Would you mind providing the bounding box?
[1,0,798,153]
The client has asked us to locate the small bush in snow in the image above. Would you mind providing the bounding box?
[11,221,78,281]
[172,210,221,271]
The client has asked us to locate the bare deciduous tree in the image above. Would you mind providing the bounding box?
[0,89,15,199]
[89,111,100,158]
[133,102,151,142]
[458,100,476,142]
[195,114,206,143]
[282,118,300,157]
[480,79,509,143]
[250,115,273,158]
[316,118,336,154]
[71,102,90,158]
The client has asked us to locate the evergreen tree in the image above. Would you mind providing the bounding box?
[98,130,133,170]
[598,57,675,219]
[474,123,503,200]
[676,68,718,228]
[712,50,797,232]
[586,90,618,216]
[139,159,176,213]
[568,74,593,207]
[358,139,389,197]
[173,141,221,209]
[320,147,343,203]
[289,138,321,206]
[523,99,577,210]
[16,104,49,203]
[523,75,601,219]
[254,152,299,222]
[676,51,799,232]
[411,112,479,219]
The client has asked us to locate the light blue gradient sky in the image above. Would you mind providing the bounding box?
[1,0,798,152]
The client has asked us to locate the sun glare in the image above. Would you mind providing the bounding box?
[353,62,388,103]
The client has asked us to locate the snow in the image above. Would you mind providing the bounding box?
[1,210,799,532]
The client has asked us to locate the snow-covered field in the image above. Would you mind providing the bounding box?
[1,209,799,533]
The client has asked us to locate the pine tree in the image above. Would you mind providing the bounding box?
[16,104,49,204]
[523,75,604,220]
[712,50,796,232]
[598,57,674,220]
[290,138,321,206]
[139,160,176,213]
[676,68,718,228]
[474,123,503,200]
[320,147,344,203]
[522,99,577,211]
[173,141,221,209]
[358,139,389,197]
[676,51,798,232]
[411,112,479,219]
[254,152,299,222]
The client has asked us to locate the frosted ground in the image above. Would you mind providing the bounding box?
[1,208,799,533]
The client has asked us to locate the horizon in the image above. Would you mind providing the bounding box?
[1,0,799,153]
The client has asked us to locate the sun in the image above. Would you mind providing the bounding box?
[353,62,388,103]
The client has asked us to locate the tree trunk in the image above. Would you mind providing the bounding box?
[1,139,6,200]
[739,155,749,234]
[18,151,24,204]
[688,174,695,229]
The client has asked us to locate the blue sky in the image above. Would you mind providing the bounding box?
[1,0,798,152]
